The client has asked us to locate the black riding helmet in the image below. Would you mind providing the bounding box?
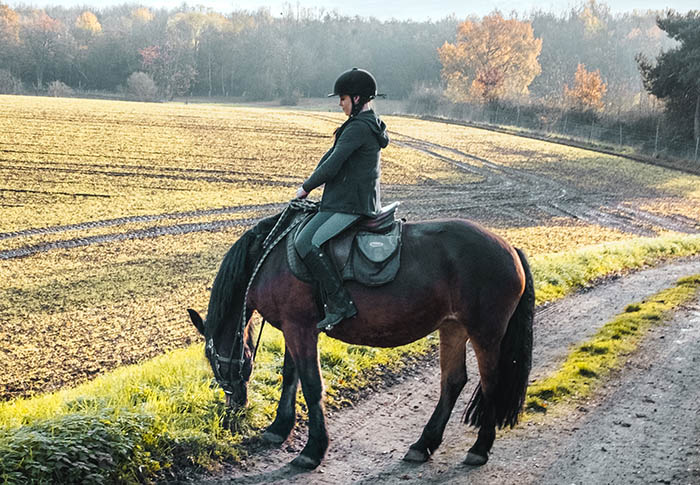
[328,68,378,98]
[328,68,383,117]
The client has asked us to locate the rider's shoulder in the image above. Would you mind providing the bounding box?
[345,115,374,133]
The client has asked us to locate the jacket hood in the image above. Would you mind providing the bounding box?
[354,110,389,148]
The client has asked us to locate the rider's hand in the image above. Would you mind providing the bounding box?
[296,187,308,199]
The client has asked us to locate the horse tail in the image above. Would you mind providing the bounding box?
[464,247,534,429]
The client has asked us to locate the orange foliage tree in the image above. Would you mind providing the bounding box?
[564,63,607,112]
[0,4,20,85]
[0,4,19,46]
[75,11,101,36]
[20,10,65,88]
[438,12,542,103]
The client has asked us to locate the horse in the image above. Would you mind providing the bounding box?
[187,204,534,470]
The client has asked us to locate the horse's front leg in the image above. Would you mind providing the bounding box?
[262,347,299,444]
[284,325,328,469]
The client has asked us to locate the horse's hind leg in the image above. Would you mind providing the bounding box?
[464,338,501,466]
[263,347,299,444]
[404,321,468,462]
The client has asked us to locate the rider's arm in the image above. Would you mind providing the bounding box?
[315,148,332,169]
[302,122,367,193]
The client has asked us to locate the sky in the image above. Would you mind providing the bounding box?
[7,0,698,19]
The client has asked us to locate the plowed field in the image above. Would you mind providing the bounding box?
[1,95,699,401]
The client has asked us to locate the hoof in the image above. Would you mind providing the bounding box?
[463,451,488,466]
[291,454,321,470]
[403,447,430,463]
[261,431,286,445]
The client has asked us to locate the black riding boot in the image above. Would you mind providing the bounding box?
[303,247,357,331]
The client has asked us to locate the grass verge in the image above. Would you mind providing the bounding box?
[525,273,700,414]
[0,234,698,483]
[531,233,700,305]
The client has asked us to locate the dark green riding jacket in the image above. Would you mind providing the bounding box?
[302,110,389,217]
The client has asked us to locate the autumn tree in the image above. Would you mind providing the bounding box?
[564,63,607,111]
[132,7,154,24]
[139,43,195,100]
[71,11,101,87]
[154,11,213,98]
[20,10,67,88]
[75,11,101,36]
[0,4,20,72]
[0,4,19,46]
[438,12,542,104]
[637,10,700,143]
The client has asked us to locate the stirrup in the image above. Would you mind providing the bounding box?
[317,290,357,331]
[317,304,357,331]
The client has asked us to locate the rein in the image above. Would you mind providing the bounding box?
[211,199,318,394]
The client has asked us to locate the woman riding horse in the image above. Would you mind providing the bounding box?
[294,68,389,331]
[187,68,534,471]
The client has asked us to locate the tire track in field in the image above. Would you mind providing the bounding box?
[388,131,698,236]
[0,219,258,260]
[0,161,299,187]
[0,203,285,260]
[0,203,283,241]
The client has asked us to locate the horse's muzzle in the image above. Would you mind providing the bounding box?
[225,385,248,408]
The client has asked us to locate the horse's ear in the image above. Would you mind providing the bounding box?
[187,309,205,335]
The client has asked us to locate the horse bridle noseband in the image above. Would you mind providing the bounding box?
[208,199,318,395]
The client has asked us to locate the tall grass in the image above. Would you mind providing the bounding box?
[0,233,698,483]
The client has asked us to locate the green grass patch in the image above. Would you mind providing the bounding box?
[531,233,700,305]
[1,236,698,483]
[0,346,244,484]
[0,324,436,484]
[525,273,700,414]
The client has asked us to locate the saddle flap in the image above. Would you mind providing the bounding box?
[355,227,400,263]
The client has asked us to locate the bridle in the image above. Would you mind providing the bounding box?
[207,199,319,395]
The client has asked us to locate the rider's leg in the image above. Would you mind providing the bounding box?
[294,211,360,330]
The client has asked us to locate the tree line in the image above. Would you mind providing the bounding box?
[0,1,697,143]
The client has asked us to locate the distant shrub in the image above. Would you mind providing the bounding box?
[405,83,445,115]
[280,90,300,106]
[47,80,74,98]
[0,69,23,94]
[127,71,158,102]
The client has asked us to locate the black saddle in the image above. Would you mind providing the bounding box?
[287,202,403,287]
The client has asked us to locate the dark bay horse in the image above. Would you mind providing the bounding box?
[188,210,534,469]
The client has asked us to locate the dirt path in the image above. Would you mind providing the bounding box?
[197,256,700,484]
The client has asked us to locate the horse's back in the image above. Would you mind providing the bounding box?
[402,218,525,297]
[404,218,521,264]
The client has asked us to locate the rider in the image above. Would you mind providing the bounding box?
[295,68,390,331]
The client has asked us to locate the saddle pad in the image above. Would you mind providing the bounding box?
[287,219,402,287]
[286,213,339,283]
